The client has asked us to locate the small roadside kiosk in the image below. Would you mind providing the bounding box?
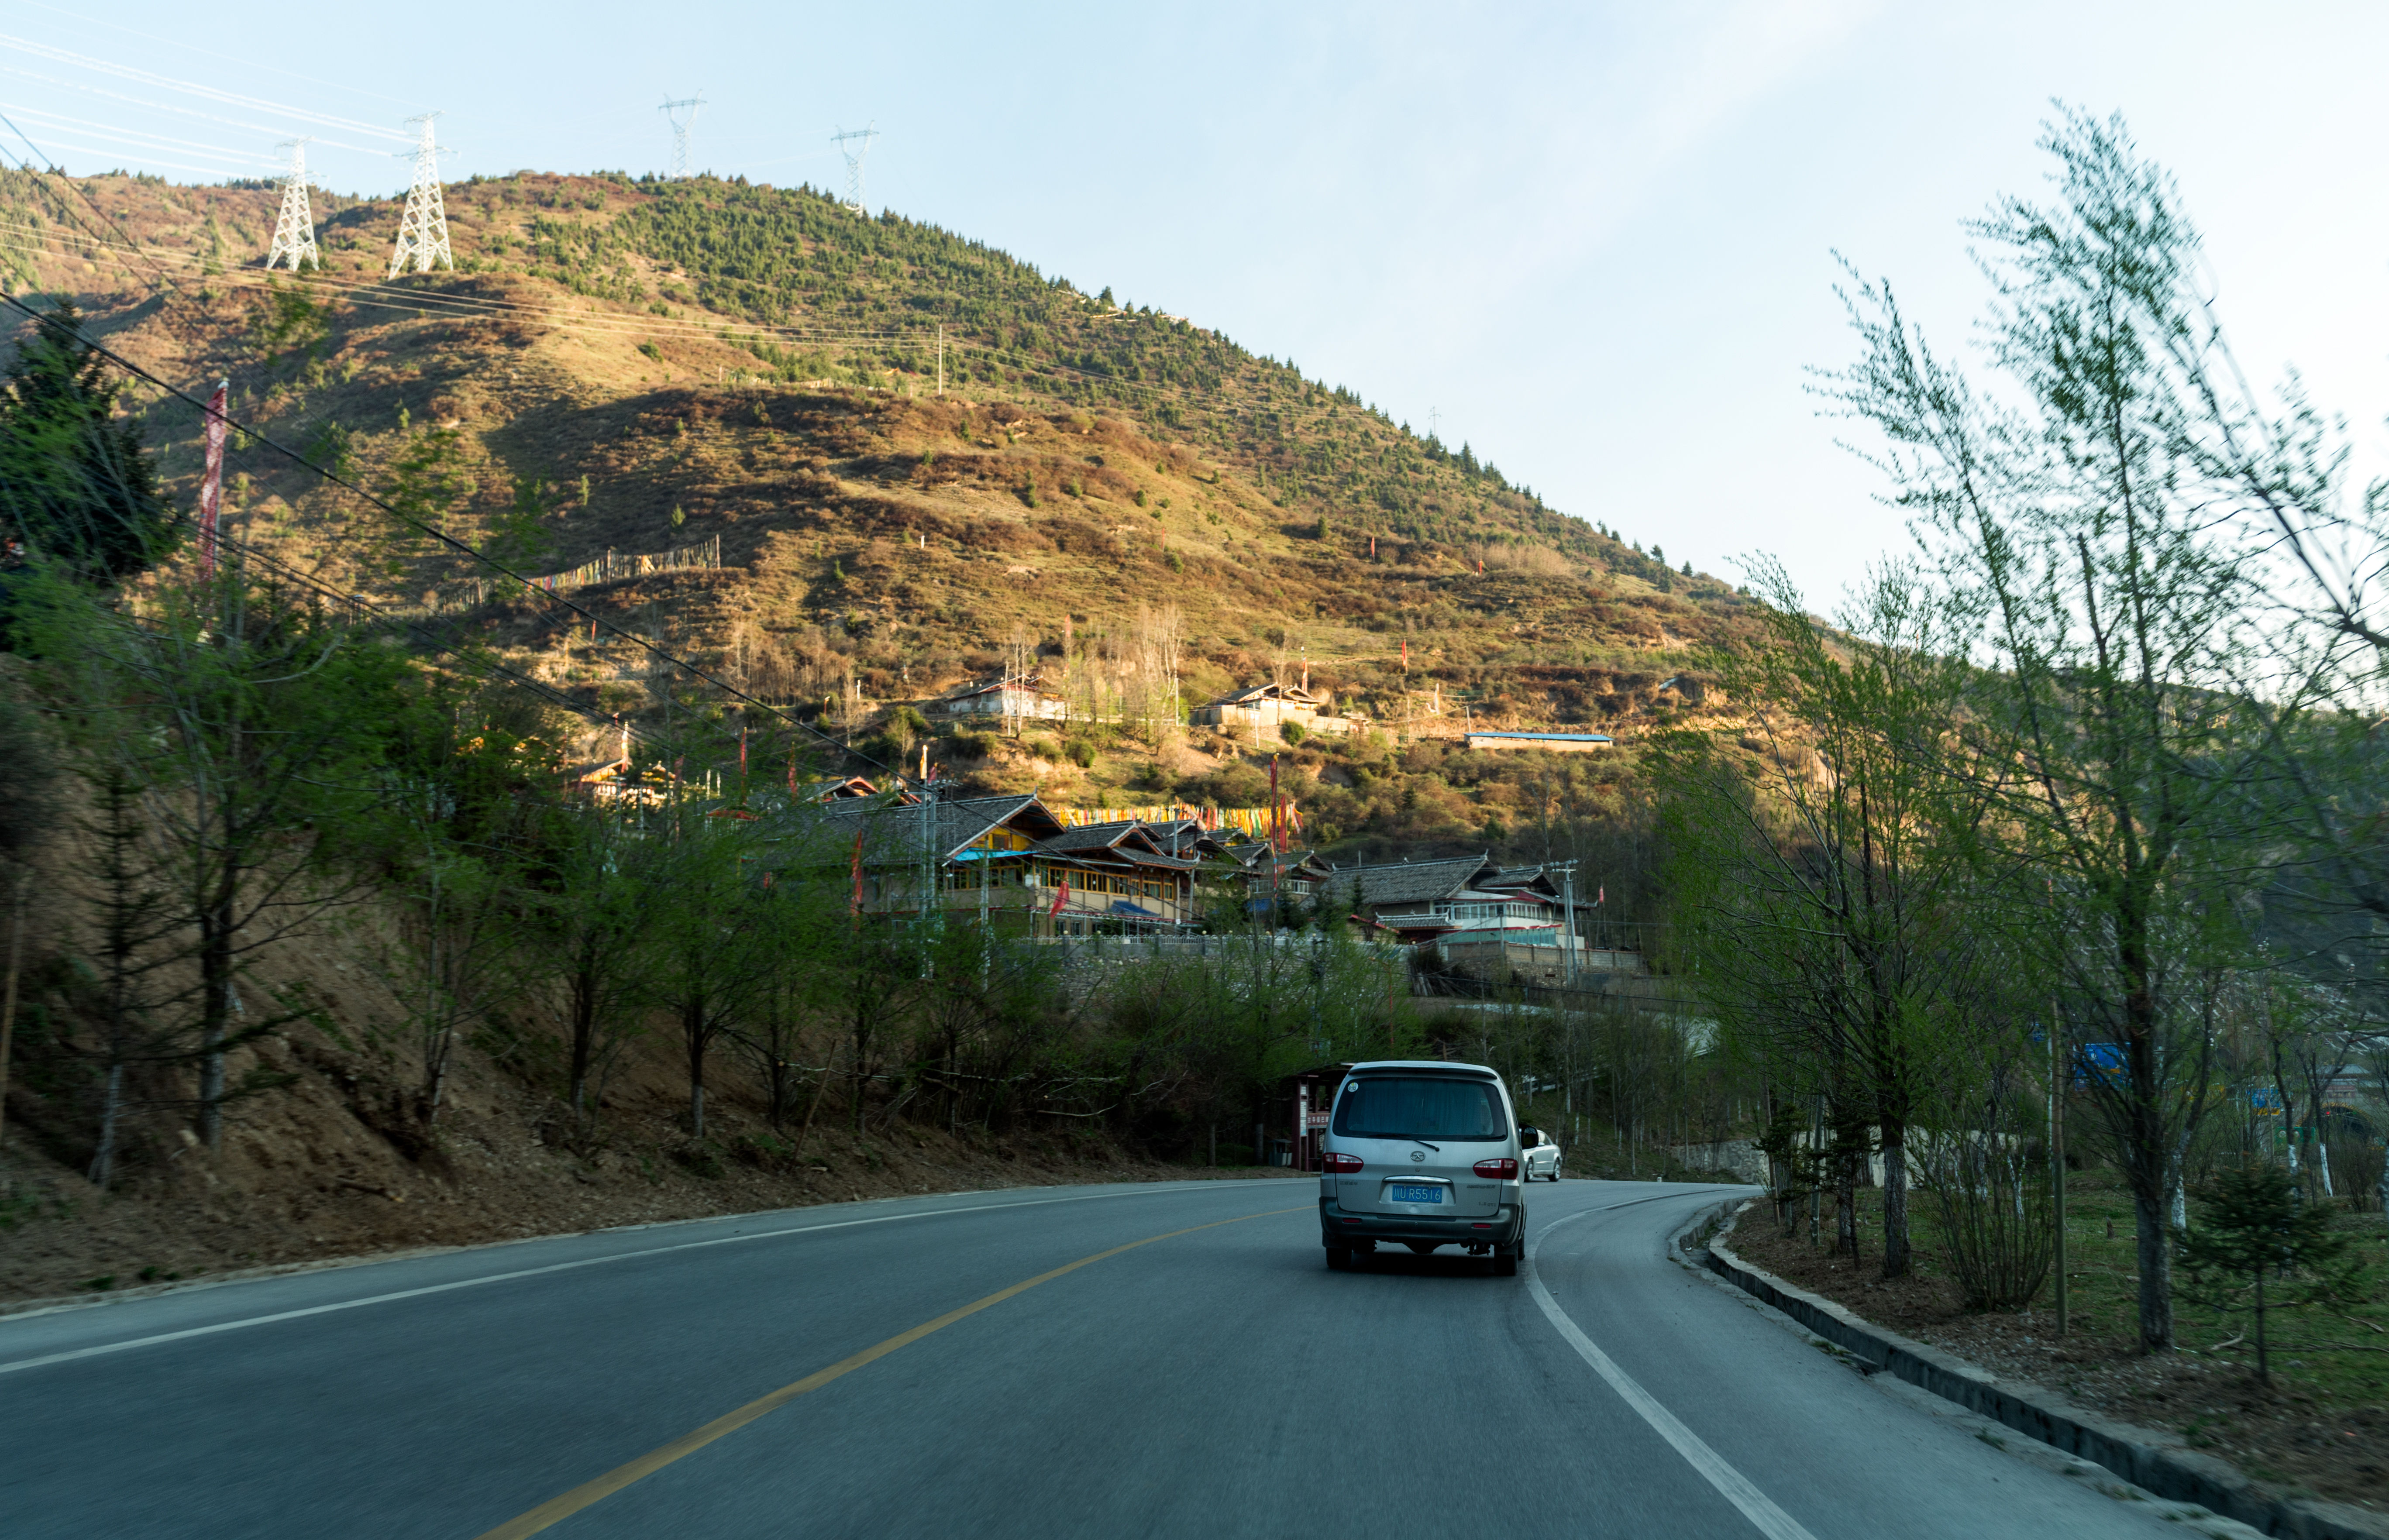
[1270,1064,1354,1170]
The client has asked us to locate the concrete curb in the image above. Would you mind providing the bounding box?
[1694,1200,2389,1540]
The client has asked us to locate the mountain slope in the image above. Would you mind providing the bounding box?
[0,166,1752,870]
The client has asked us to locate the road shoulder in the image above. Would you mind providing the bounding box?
[1679,1200,2388,1540]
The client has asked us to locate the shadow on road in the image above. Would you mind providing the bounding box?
[1327,1248,1515,1282]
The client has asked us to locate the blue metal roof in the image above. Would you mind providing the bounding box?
[1466,731,1614,742]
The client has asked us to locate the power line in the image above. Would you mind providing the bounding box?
[13,0,426,111]
[0,31,411,142]
[0,100,259,166]
[0,60,392,155]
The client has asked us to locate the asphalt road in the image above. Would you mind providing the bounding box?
[2,1177,2212,1538]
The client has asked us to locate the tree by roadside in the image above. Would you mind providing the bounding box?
[1658,561,2001,1279]
[2178,1161,2364,1382]
[1818,109,2331,1350]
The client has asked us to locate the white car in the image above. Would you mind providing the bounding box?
[1519,1124,1562,1181]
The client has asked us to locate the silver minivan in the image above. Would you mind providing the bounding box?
[1317,1059,1525,1275]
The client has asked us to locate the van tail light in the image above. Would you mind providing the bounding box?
[1322,1152,1364,1173]
[1473,1158,1519,1180]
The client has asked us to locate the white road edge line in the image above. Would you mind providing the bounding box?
[1527,1204,1820,1540]
[0,1181,1279,1377]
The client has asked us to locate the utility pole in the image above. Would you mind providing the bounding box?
[2052,1001,2068,1335]
[1551,860,1578,987]
[918,746,937,979]
[388,114,453,278]
[659,94,706,179]
[265,140,319,272]
[936,322,945,396]
[833,124,879,214]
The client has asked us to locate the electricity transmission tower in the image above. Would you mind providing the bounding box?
[388,113,453,278]
[832,124,878,213]
[659,93,705,179]
[264,139,319,272]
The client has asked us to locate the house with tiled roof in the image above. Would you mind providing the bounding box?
[1315,856,1580,946]
[787,794,1205,932]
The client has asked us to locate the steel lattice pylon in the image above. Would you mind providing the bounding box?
[264,140,319,272]
[388,114,453,279]
[659,94,705,179]
[832,124,878,213]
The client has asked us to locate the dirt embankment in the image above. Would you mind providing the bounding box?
[0,1035,1284,1311]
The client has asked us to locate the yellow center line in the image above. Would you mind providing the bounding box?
[474,1203,1311,1540]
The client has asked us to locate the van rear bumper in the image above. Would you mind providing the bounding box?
[1319,1196,1522,1251]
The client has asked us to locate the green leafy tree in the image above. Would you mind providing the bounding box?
[644,812,769,1139]
[534,803,653,1129]
[1818,110,2326,1348]
[2179,1162,2364,1382]
[1658,561,2001,1278]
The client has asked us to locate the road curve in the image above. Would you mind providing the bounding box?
[2,1177,2201,1538]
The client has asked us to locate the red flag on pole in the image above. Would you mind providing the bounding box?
[197,379,228,578]
[1270,755,1281,853]
[1049,877,1070,918]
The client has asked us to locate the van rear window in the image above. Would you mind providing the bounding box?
[1331,1077,1508,1141]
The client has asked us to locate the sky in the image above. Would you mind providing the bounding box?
[2,0,2384,608]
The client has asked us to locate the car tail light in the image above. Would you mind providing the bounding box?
[1322,1152,1364,1173]
[1473,1158,1519,1179]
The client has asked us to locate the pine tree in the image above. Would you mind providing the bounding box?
[2178,1162,2362,1381]
[0,302,175,597]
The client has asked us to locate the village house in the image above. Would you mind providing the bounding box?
[1215,841,1335,919]
[931,672,1068,722]
[1315,855,1585,948]
[793,794,1208,934]
[1190,682,1356,739]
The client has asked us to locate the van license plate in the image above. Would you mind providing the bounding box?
[1390,1184,1442,1204]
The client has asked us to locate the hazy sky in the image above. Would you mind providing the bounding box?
[3,1,2383,607]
